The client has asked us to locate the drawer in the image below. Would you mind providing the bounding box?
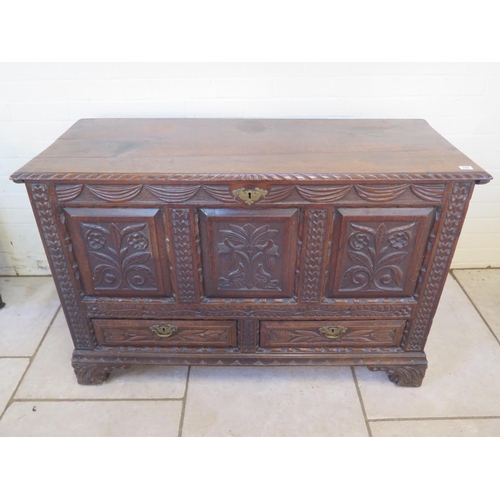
[260,320,405,348]
[93,319,237,348]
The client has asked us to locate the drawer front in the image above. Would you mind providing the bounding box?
[260,320,406,348]
[93,319,237,348]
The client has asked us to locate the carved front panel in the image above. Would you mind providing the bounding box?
[64,208,171,297]
[328,208,434,297]
[260,320,406,348]
[199,208,299,298]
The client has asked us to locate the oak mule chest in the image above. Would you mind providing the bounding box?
[11,119,492,387]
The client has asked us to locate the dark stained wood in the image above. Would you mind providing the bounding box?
[12,118,493,386]
[260,320,406,348]
[11,119,492,183]
[199,208,299,298]
[93,319,237,348]
[64,207,172,297]
[328,207,435,297]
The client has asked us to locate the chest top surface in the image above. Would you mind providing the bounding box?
[11,118,491,184]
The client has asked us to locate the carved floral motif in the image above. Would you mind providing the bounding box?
[340,222,417,292]
[81,221,157,291]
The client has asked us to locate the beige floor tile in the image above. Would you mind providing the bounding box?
[182,366,367,437]
[355,276,500,419]
[453,269,500,340]
[0,358,30,415]
[370,418,500,437]
[0,277,60,356]
[0,400,182,436]
[16,311,188,399]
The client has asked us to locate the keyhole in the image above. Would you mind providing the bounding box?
[248,192,252,200]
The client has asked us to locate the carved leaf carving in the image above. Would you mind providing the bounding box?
[81,221,157,292]
[340,221,417,293]
[218,223,281,291]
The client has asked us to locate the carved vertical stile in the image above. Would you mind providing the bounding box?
[404,182,475,351]
[239,319,259,353]
[27,183,94,349]
[193,209,205,298]
[170,208,198,302]
[300,209,328,302]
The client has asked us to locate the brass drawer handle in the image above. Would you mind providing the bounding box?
[232,187,268,205]
[319,326,348,339]
[150,324,178,338]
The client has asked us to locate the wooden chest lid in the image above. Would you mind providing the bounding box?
[11,118,492,183]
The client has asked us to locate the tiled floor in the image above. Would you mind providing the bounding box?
[0,271,499,437]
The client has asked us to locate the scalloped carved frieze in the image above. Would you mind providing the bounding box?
[147,184,201,202]
[355,184,409,202]
[55,184,84,202]
[261,185,296,202]
[87,184,143,202]
[202,185,235,203]
[296,185,351,202]
[410,183,445,203]
[52,181,448,206]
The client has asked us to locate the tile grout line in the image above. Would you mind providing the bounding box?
[178,366,191,437]
[0,304,61,421]
[450,270,500,347]
[12,398,186,403]
[351,367,372,437]
[369,415,500,423]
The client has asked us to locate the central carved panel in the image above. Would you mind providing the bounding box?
[218,222,281,291]
[199,208,299,298]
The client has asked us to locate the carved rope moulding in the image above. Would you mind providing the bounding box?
[14,171,492,183]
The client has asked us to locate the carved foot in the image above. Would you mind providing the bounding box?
[367,364,427,387]
[72,362,130,385]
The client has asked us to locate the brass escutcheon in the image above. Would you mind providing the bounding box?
[150,324,178,338]
[232,187,268,205]
[319,326,348,339]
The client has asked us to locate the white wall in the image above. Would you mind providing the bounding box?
[1,62,499,275]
